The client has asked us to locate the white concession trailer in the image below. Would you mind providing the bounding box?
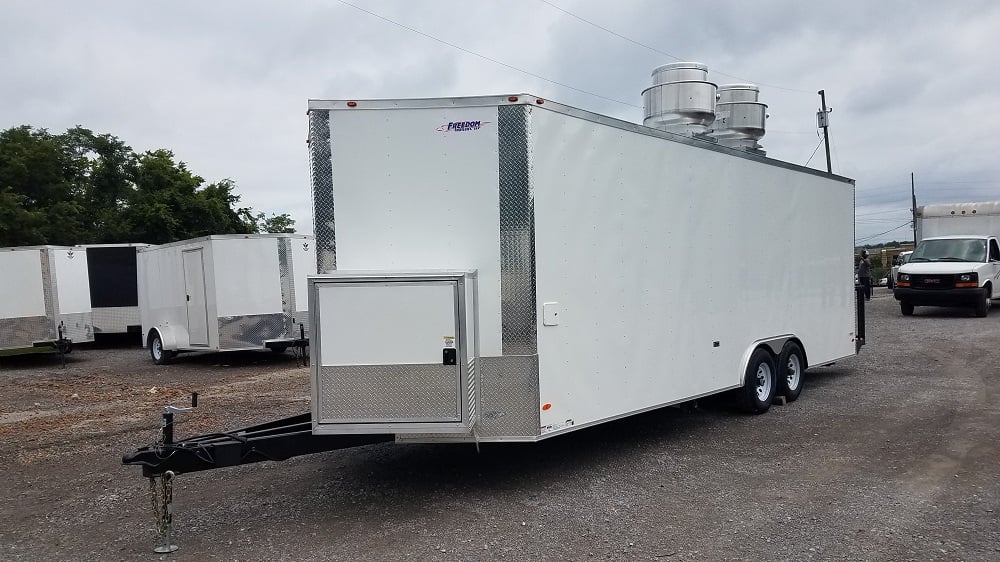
[137,234,315,363]
[0,245,94,354]
[125,65,864,503]
[83,243,151,337]
[304,88,860,443]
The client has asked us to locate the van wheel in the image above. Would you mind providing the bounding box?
[738,348,776,414]
[149,332,175,365]
[777,342,805,402]
[975,285,991,317]
[900,302,914,316]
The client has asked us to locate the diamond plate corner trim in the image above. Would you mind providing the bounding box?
[477,354,540,438]
[277,237,293,335]
[468,357,478,424]
[498,105,538,355]
[39,249,58,340]
[309,109,336,273]
[318,364,461,422]
[217,313,287,350]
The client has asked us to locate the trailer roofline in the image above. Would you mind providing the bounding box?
[307,94,854,184]
[136,233,313,252]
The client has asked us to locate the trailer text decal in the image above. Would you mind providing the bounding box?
[436,120,491,133]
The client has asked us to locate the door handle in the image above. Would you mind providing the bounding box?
[186,295,190,302]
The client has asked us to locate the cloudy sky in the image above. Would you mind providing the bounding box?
[2,0,998,244]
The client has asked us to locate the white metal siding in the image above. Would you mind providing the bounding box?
[292,237,315,313]
[529,108,856,430]
[52,248,92,315]
[138,245,192,347]
[318,282,457,366]
[0,250,45,318]
[329,107,503,357]
[212,237,283,317]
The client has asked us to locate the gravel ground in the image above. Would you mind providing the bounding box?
[1,288,998,561]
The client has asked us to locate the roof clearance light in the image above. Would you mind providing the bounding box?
[541,403,552,411]
[536,98,544,104]
[346,101,358,107]
[508,96,519,102]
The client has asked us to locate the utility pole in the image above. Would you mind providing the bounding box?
[817,90,832,174]
[911,172,917,244]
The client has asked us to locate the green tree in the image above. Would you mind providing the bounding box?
[0,124,295,246]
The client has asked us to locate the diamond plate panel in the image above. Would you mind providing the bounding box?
[91,306,140,333]
[309,109,336,273]
[498,105,537,355]
[58,312,94,343]
[477,354,540,438]
[318,364,460,422]
[467,357,477,423]
[40,249,58,340]
[217,313,287,349]
[0,316,50,350]
[277,237,294,334]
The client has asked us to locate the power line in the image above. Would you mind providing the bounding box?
[855,221,912,243]
[336,0,640,109]
[539,0,815,94]
[803,137,824,167]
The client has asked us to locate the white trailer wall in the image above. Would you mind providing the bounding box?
[529,108,856,431]
[328,106,503,356]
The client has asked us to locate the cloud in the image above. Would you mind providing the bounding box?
[1,0,998,244]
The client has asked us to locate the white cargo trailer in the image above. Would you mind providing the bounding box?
[83,243,151,337]
[304,93,861,442]
[137,234,315,363]
[0,245,94,354]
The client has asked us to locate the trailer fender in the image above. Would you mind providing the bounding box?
[147,326,179,351]
[737,335,802,386]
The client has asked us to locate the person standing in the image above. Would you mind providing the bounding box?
[858,250,872,301]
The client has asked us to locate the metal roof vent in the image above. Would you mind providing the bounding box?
[642,62,717,136]
[710,84,768,154]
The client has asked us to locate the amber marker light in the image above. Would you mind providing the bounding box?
[535,98,544,104]
[955,282,979,288]
[508,96,519,102]
[541,403,552,411]
[346,101,358,107]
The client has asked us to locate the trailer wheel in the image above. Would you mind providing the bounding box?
[900,301,914,316]
[149,332,175,365]
[738,348,776,414]
[776,342,805,402]
[975,285,991,318]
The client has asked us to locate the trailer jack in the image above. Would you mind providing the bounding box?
[123,399,392,551]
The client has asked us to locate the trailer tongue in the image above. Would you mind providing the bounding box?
[122,412,392,477]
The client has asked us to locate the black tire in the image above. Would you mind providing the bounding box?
[900,301,914,316]
[738,348,776,414]
[975,285,991,318]
[776,341,805,402]
[149,332,175,365]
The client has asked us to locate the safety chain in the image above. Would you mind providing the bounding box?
[148,471,178,553]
